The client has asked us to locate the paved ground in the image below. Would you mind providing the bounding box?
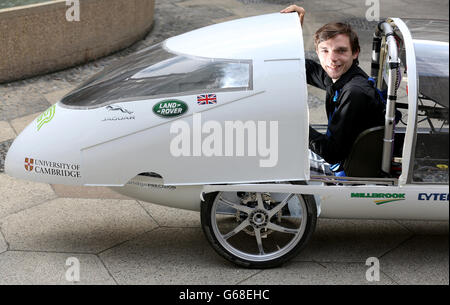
[0,0,448,285]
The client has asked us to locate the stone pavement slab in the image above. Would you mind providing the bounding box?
[99,227,260,285]
[43,88,75,105]
[239,261,396,285]
[1,198,158,253]
[294,218,412,263]
[50,184,131,200]
[0,121,16,143]
[139,201,201,228]
[20,77,72,96]
[380,235,449,285]
[0,84,50,121]
[397,220,450,235]
[0,251,116,285]
[145,0,235,46]
[0,230,7,254]
[0,173,57,220]
[0,139,13,173]
[9,112,41,135]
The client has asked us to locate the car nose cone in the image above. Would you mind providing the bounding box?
[5,104,84,186]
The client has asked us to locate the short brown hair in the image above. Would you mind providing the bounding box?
[314,22,360,61]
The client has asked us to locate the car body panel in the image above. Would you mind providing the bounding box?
[4,15,449,221]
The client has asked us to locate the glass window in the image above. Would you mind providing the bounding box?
[402,19,449,184]
[411,121,449,184]
[411,92,449,184]
[61,44,252,108]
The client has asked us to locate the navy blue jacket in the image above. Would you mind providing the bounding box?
[306,59,385,164]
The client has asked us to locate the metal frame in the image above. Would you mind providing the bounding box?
[371,20,401,175]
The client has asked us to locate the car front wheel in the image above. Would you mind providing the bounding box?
[201,189,317,268]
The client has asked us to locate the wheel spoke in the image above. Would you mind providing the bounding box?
[268,193,294,218]
[208,191,312,267]
[266,222,299,235]
[222,219,250,240]
[256,193,265,210]
[254,228,265,255]
[219,196,252,214]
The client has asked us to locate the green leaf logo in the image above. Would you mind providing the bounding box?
[37,105,56,131]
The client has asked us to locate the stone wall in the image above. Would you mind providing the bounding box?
[0,0,155,83]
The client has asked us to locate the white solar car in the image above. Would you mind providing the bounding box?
[6,13,448,268]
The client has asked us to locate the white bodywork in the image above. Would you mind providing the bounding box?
[5,14,449,221]
[393,18,419,186]
[5,13,309,186]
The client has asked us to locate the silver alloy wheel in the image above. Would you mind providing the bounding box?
[210,191,308,263]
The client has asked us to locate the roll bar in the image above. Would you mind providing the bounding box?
[371,20,401,175]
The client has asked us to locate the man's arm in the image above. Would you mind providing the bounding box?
[309,88,372,164]
[281,5,327,89]
[305,59,327,90]
[309,126,344,165]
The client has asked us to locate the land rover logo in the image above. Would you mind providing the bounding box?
[153,100,188,118]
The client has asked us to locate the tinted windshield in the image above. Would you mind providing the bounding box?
[404,19,449,108]
[402,20,449,184]
[61,44,252,108]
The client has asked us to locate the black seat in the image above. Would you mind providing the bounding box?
[343,126,385,177]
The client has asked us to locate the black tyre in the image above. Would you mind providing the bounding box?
[201,187,317,268]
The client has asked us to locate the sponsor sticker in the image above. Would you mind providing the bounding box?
[24,158,34,171]
[102,105,135,121]
[351,193,406,205]
[126,180,176,190]
[197,93,217,105]
[37,105,56,131]
[418,193,449,201]
[153,100,188,118]
[24,157,81,178]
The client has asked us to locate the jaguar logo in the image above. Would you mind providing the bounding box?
[102,105,135,122]
[106,105,134,114]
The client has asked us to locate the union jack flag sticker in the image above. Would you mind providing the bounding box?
[197,94,217,105]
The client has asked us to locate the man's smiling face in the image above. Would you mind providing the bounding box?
[316,34,359,82]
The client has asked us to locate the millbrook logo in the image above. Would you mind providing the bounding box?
[351,193,406,205]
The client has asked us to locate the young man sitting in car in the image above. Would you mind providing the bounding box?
[281,5,385,175]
